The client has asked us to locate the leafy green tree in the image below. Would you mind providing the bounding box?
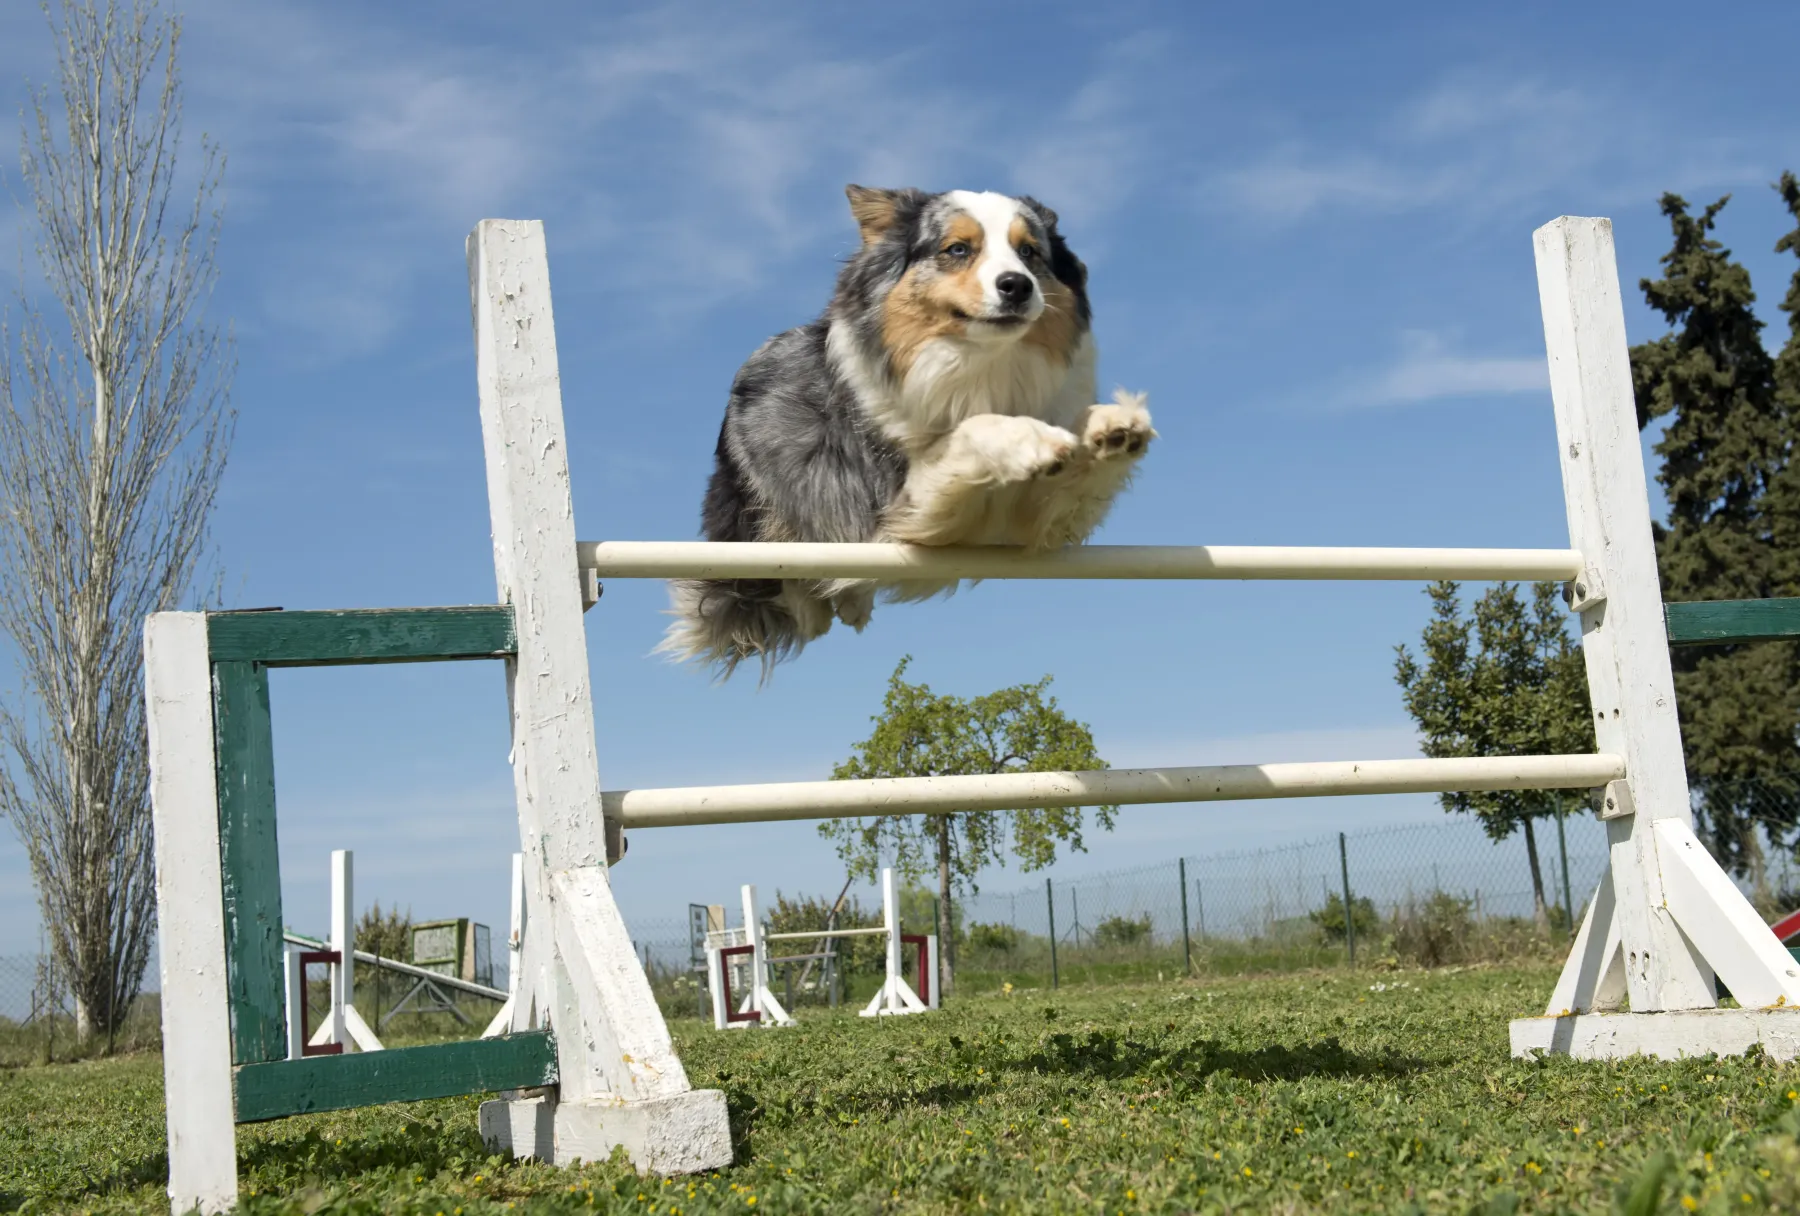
[1629,192,1799,880]
[1395,582,1594,931]
[823,658,1115,997]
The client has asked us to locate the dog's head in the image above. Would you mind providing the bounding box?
[834,186,1091,378]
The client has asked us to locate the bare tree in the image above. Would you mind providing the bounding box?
[0,0,231,1048]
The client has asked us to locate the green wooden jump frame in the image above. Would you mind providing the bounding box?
[147,216,1800,1215]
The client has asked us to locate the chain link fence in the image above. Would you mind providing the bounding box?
[651,799,1800,1005]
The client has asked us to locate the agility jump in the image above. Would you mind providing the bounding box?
[706,867,938,1029]
[145,216,1800,1215]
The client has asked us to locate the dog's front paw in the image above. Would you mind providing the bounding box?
[991,417,1078,483]
[1079,389,1156,461]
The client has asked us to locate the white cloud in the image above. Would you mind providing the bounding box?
[1342,330,1547,408]
[1208,71,1778,228]
[134,3,1168,355]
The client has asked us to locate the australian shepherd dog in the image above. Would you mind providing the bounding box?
[661,185,1154,679]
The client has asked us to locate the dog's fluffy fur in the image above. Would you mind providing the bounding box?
[661,185,1154,679]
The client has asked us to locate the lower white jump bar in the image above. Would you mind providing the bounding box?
[576,541,1584,583]
[606,754,1625,829]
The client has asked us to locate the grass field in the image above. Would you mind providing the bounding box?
[6,963,1800,1214]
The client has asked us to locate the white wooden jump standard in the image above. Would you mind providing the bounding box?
[1506,217,1800,1057]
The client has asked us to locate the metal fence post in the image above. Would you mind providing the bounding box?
[1555,794,1575,941]
[1339,831,1356,966]
[1179,858,1192,975]
[1046,878,1058,990]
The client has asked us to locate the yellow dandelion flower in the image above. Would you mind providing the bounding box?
[1061,1118,1071,1127]
[1525,1162,1541,1175]
[1682,1198,1698,1212]
[1126,1190,1136,1201]
[746,1198,757,1207]
[1346,1151,1356,1159]
[1242,1167,1253,1178]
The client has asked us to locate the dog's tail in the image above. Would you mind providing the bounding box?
[656,578,808,683]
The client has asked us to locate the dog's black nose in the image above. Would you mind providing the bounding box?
[995,271,1034,306]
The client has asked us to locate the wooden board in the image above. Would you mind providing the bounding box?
[146,613,241,1214]
[212,660,288,1064]
[1665,598,1800,646]
[233,1030,559,1123]
[1535,216,1715,1012]
[207,606,515,666]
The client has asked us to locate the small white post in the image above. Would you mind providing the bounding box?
[705,946,728,1030]
[860,868,927,1018]
[882,869,901,1014]
[482,853,525,1038]
[146,612,238,1216]
[283,945,304,1060]
[329,850,352,1048]
[740,884,762,1022]
[925,936,940,1010]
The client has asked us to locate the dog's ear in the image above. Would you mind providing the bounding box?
[846,185,904,244]
[1020,195,1060,232]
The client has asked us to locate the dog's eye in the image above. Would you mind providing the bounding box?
[1018,244,1037,261]
[943,242,971,258]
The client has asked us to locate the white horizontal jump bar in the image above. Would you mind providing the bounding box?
[575,542,1584,582]
[764,927,891,942]
[606,754,1624,829]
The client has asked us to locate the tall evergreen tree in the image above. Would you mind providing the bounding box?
[1395,581,1594,931]
[1767,173,1800,595]
[1629,193,1799,880]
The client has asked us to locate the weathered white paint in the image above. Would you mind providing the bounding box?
[470,219,719,1144]
[548,866,698,1096]
[478,1059,733,1173]
[608,754,1625,829]
[1536,216,1714,1012]
[1655,817,1800,1007]
[576,540,1584,583]
[1512,1006,1800,1061]
[145,612,238,1216]
[469,219,610,873]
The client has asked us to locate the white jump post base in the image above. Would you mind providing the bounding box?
[468,219,730,1171]
[1508,216,1800,1061]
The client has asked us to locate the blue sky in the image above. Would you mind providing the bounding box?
[2,1,1797,959]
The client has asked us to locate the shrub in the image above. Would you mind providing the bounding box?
[1390,891,1475,967]
[966,921,1021,953]
[356,902,412,961]
[1092,914,1153,948]
[1308,893,1379,945]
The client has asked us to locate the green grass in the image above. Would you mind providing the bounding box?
[6,963,1800,1213]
